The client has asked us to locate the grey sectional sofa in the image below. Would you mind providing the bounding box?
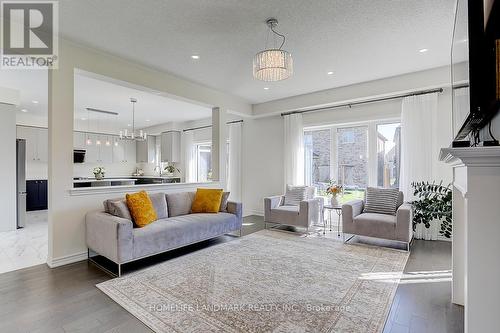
[85,191,243,276]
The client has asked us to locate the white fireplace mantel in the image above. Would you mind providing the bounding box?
[440,146,500,333]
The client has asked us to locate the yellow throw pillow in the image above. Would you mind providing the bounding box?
[125,190,158,228]
[191,188,224,213]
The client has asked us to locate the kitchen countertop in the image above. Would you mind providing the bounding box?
[73,178,137,183]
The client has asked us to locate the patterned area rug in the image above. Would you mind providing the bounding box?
[97,230,409,332]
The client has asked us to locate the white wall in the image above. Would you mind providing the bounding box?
[0,104,17,232]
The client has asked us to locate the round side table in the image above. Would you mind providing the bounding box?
[323,205,342,236]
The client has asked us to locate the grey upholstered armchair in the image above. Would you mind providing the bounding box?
[264,187,323,233]
[342,191,413,250]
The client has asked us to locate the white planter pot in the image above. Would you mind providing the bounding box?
[330,196,339,207]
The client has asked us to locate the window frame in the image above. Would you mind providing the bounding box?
[304,117,401,189]
[195,141,212,182]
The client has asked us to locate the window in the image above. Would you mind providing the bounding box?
[337,126,368,193]
[304,129,331,195]
[376,123,401,188]
[196,143,212,182]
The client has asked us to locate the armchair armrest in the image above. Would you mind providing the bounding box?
[395,203,413,242]
[85,210,134,264]
[264,195,284,210]
[342,199,364,231]
[299,198,322,226]
[227,201,243,227]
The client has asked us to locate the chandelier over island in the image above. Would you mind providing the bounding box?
[253,18,293,82]
[120,98,147,141]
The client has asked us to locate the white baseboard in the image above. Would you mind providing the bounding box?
[245,209,263,217]
[47,251,88,268]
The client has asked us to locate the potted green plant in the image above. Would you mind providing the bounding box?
[411,181,452,238]
[93,166,105,180]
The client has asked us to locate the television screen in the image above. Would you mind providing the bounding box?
[451,0,471,140]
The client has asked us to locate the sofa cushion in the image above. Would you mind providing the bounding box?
[191,188,224,213]
[284,185,308,206]
[149,192,168,219]
[219,191,230,212]
[353,213,396,240]
[363,187,400,215]
[166,192,195,217]
[104,198,132,221]
[126,191,158,228]
[104,193,168,221]
[132,213,239,259]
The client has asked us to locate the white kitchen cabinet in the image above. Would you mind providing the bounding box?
[16,126,48,162]
[99,135,113,164]
[84,134,99,163]
[112,137,125,163]
[136,136,156,163]
[161,131,181,162]
[124,140,136,163]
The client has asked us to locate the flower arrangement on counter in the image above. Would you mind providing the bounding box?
[163,163,180,176]
[93,166,105,180]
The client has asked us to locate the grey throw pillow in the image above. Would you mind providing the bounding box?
[363,187,400,215]
[104,198,132,221]
[166,192,195,217]
[219,192,230,212]
[149,193,169,219]
[284,185,307,206]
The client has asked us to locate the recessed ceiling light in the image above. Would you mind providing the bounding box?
[327,71,334,75]
[32,100,39,104]
[191,55,200,60]
[263,87,269,90]
[127,124,132,127]
[81,117,86,120]
[146,119,151,122]
[419,48,429,53]
[21,109,28,112]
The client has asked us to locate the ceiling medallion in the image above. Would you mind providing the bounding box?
[253,18,293,82]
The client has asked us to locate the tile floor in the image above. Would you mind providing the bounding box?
[0,211,47,274]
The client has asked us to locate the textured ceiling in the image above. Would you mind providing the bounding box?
[57,0,455,104]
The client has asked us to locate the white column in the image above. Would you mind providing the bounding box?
[211,107,227,188]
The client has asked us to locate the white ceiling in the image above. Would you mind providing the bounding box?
[74,73,212,132]
[58,0,456,104]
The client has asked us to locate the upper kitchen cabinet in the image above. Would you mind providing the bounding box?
[161,131,181,163]
[136,135,156,163]
[16,126,48,162]
[84,134,114,163]
[112,137,136,163]
[73,132,86,149]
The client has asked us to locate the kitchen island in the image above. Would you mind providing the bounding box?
[72,176,181,188]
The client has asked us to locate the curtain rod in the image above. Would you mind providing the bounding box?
[182,119,244,132]
[280,87,444,117]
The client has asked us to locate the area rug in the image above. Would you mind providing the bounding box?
[97,230,409,332]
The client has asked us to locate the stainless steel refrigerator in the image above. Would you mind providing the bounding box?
[16,139,26,228]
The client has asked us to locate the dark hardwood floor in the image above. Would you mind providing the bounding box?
[0,216,463,333]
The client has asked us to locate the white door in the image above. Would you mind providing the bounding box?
[124,140,136,163]
[17,127,37,161]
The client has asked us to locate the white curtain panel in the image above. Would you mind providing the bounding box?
[227,122,242,202]
[284,113,305,187]
[181,131,197,183]
[400,93,439,240]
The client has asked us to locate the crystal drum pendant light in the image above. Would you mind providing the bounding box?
[253,18,293,82]
[119,98,147,141]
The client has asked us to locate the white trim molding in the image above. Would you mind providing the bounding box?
[47,251,88,268]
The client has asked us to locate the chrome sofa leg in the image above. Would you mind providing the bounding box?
[118,263,121,277]
[239,227,242,237]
